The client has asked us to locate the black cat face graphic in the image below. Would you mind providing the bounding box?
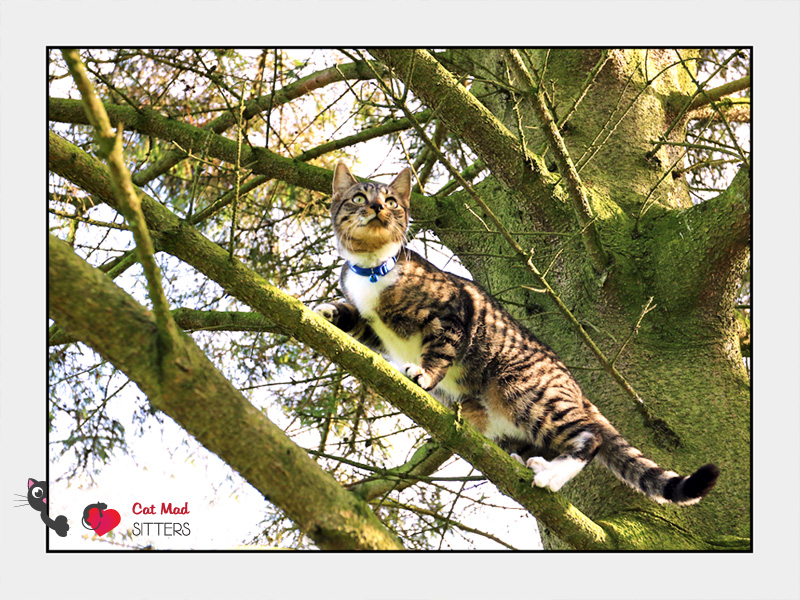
[16,478,69,537]
[27,479,48,511]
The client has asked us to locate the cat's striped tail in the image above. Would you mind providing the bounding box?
[596,421,719,505]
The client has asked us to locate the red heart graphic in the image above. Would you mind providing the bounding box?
[86,507,121,537]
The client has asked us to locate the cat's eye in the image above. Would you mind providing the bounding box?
[351,193,367,205]
[385,198,398,209]
[32,487,43,498]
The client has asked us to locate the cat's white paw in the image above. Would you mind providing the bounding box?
[314,303,337,322]
[404,364,434,390]
[510,453,526,466]
[526,456,560,490]
[525,456,585,492]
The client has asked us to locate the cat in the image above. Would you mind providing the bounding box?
[315,160,719,505]
[82,501,108,531]
[18,478,70,537]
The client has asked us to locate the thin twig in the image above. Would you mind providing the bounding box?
[611,296,656,366]
[308,449,485,483]
[376,498,519,550]
[61,48,178,353]
[505,49,608,273]
[674,49,750,169]
[49,208,130,231]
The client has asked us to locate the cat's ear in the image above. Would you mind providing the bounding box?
[28,478,36,489]
[333,160,358,197]
[389,168,412,202]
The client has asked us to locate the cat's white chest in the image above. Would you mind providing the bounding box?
[344,267,464,402]
[344,267,417,365]
[343,267,399,316]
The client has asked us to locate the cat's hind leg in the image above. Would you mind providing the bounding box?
[517,430,602,492]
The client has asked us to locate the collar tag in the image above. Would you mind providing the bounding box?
[347,256,398,283]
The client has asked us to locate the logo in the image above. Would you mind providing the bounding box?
[82,502,121,537]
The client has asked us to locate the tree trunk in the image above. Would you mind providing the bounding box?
[373,48,750,548]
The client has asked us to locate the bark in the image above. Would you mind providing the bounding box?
[49,308,288,346]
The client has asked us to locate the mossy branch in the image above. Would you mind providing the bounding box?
[49,308,290,346]
[674,50,749,169]
[685,74,751,111]
[48,97,439,222]
[347,441,454,501]
[650,50,749,161]
[130,58,386,186]
[49,234,404,551]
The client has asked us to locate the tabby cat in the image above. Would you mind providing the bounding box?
[316,161,719,505]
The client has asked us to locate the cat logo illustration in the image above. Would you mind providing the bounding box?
[16,478,69,537]
[82,501,121,537]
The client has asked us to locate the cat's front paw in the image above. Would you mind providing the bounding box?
[314,303,338,323]
[403,364,435,391]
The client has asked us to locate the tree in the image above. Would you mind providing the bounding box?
[48,48,750,550]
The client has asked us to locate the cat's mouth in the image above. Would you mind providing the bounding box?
[360,212,388,227]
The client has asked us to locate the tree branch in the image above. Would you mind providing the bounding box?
[49,308,289,346]
[130,58,386,186]
[48,98,439,222]
[49,97,334,194]
[687,98,750,123]
[48,234,404,551]
[686,75,751,111]
[367,49,551,202]
[347,441,454,501]
[62,48,179,355]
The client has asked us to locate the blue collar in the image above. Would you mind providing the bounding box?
[347,256,398,283]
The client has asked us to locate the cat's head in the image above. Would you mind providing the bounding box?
[27,478,47,511]
[330,161,412,267]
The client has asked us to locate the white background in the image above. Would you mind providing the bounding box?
[2,1,798,598]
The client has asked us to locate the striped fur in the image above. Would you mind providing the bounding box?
[317,161,719,505]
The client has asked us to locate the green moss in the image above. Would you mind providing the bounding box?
[598,511,711,550]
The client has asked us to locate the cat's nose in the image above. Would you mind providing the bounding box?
[369,201,383,213]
